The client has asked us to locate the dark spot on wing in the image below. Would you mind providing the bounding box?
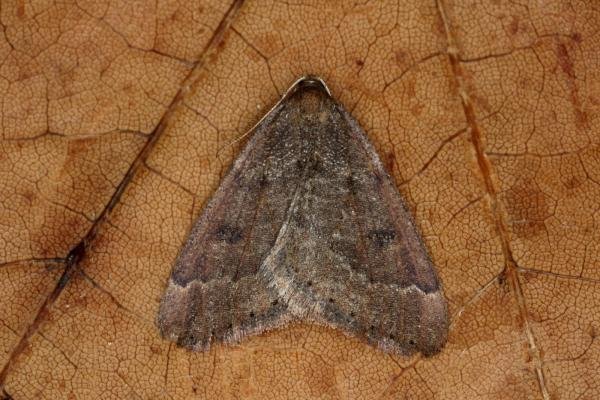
[346,174,357,195]
[259,173,269,188]
[368,229,396,247]
[310,158,322,173]
[213,224,243,244]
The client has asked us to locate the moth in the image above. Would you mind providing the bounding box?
[157,76,449,356]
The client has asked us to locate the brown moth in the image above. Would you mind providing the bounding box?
[157,76,448,356]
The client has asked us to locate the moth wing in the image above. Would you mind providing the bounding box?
[256,89,448,356]
[157,108,303,350]
[335,109,449,356]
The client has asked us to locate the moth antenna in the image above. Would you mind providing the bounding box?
[215,75,332,159]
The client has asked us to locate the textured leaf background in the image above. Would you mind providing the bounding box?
[1,1,598,399]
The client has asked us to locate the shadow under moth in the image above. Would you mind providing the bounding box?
[157,76,449,357]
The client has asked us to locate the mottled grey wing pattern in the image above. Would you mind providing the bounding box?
[157,98,301,349]
[158,77,448,356]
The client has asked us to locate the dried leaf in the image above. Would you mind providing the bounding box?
[1,1,598,399]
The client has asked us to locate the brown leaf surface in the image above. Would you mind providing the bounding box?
[1,1,598,399]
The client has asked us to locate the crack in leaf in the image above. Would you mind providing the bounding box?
[0,0,246,390]
[435,0,551,398]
